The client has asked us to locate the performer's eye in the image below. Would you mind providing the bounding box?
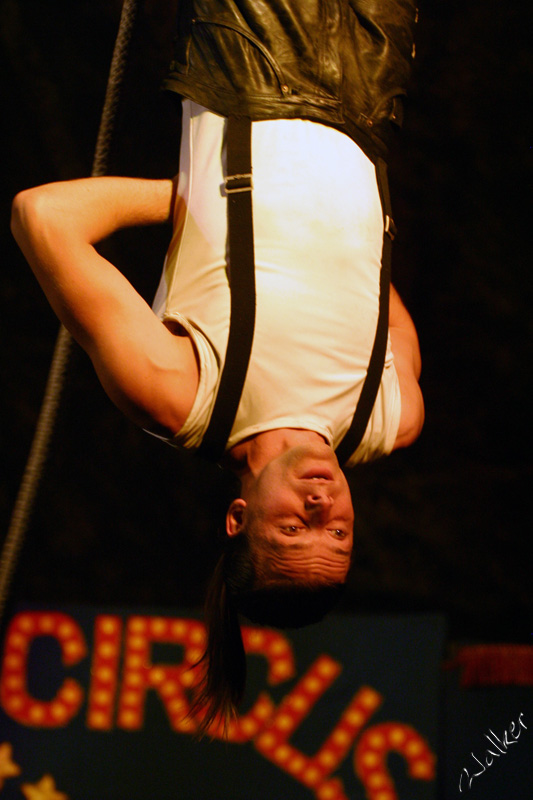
[281,525,302,534]
[329,528,348,539]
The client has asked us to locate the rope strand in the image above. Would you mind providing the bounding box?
[0,0,139,625]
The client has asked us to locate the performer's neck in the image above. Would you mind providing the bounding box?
[227,428,330,484]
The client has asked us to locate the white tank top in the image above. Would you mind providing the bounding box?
[152,101,401,465]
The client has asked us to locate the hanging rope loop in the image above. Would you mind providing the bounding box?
[0,0,140,624]
[92,0,139,178]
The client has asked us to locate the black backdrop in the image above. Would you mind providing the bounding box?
[1,0,531,642]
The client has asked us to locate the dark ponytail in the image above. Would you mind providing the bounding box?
[190,534,344,737]
[188,536,252,737]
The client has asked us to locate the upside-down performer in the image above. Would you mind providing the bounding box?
[11,0,423,733]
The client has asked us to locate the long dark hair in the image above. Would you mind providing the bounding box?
[189,533,344,737]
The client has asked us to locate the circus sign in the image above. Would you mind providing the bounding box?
[0,607,444,800]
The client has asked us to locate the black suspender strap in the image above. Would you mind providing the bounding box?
[335,157,395,466]
[197,117,256,462]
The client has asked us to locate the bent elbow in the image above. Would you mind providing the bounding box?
[407,391,425,446]
[394,384,425,450]
[10,190,29,242]
[11,187,48,245]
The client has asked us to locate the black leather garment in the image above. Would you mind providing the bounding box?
[164,0,417,163]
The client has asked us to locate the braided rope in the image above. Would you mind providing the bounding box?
[0,0,139,623]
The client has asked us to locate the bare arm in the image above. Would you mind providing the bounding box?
[11,177,198,435]
[389,284,424,448]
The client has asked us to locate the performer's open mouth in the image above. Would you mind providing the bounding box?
[299,469,334,481]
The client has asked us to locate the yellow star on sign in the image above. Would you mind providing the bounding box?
[0,742,21,789]
[21,774,69,800]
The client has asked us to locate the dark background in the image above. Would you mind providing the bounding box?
[1,0,531,644]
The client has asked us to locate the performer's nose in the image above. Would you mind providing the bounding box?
[304,491,333,516]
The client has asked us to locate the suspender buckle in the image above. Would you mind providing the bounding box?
[385,214,397,241]
[225,173,253,194]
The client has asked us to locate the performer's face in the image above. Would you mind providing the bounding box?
[227,443,354,584]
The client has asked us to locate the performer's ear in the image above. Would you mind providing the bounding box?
[226,498,247,537]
